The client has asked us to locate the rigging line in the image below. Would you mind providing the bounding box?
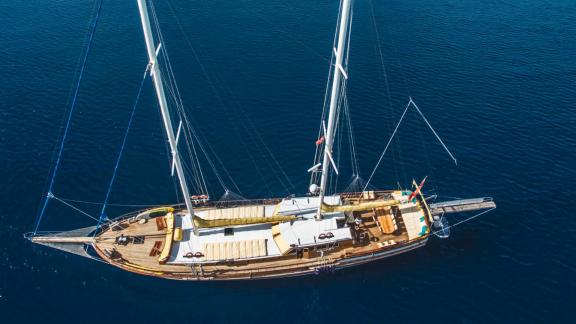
[368,0,404,184]
[311,62,334,186]
[51,196,175,208]
[236,103,295,191]
[34,0,101,229]
[368,0,424,187]
[42,0,102,180]
[173,109,207,194]
[409,98,458,165]
[231,121,274,196]
[181,104,227,195]
[373,0,412,99]
[217,80,294,192]
[151,5,200,187]
[178,109,208,194]
[179,112,209,194]
[436,195,465,200]
[203,137,242,194]
[179,16,293,195]
[205,72,289,193]
[345,103,358,176]
[414,102,435,189]
[344,99,355,175]
[159,53,203,186]
[335,78,347,185]
[180,156,206,194]
[333,94,345,194]
[368,0,393,110]
[328,76,346,195]
[237,0,330,64]
[186,115,232,193]
[150,1,209,195]
[51,194,100,222]
[151,73,182,204]
[176,94,237,194]
[96,67,149,229]
[162,0,256,194]
[311,0,342,187]
[431,208,496,235]
[343,91,359,176]
[171,87,236,194]
[187,138,209,194]
[363,99,412,191]
[178,98,235,194]
[346,0,354,69]
[151,2,216,197]
[82,249,111,264]
[33,0,104,234]
[195,69,273,196]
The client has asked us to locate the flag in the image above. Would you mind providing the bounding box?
[316,136,325,146]
[408,177,427,201]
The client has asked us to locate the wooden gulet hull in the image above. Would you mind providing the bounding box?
[30,190,435,280]
[27,192,496,280]
[93,234,429,281]
[30,189,496,281]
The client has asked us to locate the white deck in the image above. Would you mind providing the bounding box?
[278,213,351,247]
[170,221,281,264]
[274,195,351,247]
[168,195,351,264]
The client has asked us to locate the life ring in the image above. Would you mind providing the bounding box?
[184,252,194,258]
[194,252,204,258]
[318,233,327,240]
[326,232,334,239]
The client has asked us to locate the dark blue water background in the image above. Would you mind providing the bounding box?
[1,0,575,322]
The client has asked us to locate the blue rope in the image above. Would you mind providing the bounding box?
[95,69,149,230]
[33,0,104,234]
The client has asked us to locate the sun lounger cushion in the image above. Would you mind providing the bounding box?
[203,239,268,261]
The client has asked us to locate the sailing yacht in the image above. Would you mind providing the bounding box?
[27,0,495,280]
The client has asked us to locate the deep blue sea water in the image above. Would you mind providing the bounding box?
[1,0,575,322]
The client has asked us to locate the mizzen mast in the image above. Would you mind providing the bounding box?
[316,0,353,220]
[136,0,197,233]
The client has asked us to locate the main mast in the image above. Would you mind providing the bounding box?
[316,0,352,220]
[136,0,197,233]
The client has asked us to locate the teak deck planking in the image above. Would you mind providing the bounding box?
[93,195,429,279]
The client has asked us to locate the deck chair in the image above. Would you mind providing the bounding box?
[149,241,162,256]
[155,217,167,231]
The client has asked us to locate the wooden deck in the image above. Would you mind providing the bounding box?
[95,217,189,273]
[92,192,431,280]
